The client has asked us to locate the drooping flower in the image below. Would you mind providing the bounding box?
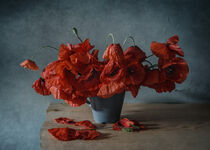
[150,35,184,59]
[143,69,176,93]
[124,46,146,62]
[160,57,189,84]
[32,78,51,95]
[20,59,39,71]
[103,44,125,67]
[124,61,146,97]
[97,60,126,98]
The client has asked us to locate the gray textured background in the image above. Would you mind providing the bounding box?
[0,0,210,149]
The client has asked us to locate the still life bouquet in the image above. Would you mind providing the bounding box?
[21,28,189,107]
[20,28,189,140]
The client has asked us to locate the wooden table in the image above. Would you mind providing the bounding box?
[40,103,210,150]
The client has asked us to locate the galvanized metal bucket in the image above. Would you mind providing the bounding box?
[87,92,125,123]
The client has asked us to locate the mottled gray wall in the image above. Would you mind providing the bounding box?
[0,0,210,149]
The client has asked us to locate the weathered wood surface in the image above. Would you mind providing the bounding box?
[41,103,210,150]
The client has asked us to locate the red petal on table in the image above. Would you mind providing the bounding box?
[119,118,135,128]
[76,130,100,140]
[74,120,96,129]
[55,117,75,125]
[112,122,122,131]
[20,59,39,71]
[48,128,76,141]
[32,78,51,95]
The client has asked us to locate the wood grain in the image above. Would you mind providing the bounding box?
[41,103,210,150]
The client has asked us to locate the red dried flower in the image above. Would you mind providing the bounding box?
[103,44,125,67]
[20,59,39,71]
[160,57,189,84]
[124,46,146,62]
[32,78,51,95]
[150,35,184,59]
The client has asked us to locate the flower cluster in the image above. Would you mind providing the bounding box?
[20,33,189,107]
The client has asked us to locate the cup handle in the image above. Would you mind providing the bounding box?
[86,97,91,107]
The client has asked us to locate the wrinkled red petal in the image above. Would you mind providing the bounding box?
[20,59,39,71]
[97,81,125,98]
[124,46,146,62]
[74,120,96,129]
[69,39,94,53]
[162,57,189,83]
[167,35,179,45]
[125,61,146,86]
[76,130,100,140]
[48,128,76,141]
[65,96,87,107]
[58,44,74,60]
[32,78,51,95]
[55,117,75,125]
[150,42,171,59]
[169,44,184,57]
[103,44,125,67]
[119,118,135,128]
[150,80,175,93]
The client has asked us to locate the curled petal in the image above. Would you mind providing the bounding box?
[69,39,94,53]
[97,81,125,98]
[167,35,179,45]
[20,59,39,71]
[119,118,135,128]
[32,78,51,95]
[103,44,124,66]
[169,44,184,57]
[124,46,146,62]
[150,42,172,59]
[74,120,96,129]
[58,44,74,60]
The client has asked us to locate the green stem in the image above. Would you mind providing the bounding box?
[122,35,135,48]
[146,54,154,58]
[31,45,58,60]
[143,60,153,66]
[105,33,115,45]
[73,27,83,42]
[148,64,158,69]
